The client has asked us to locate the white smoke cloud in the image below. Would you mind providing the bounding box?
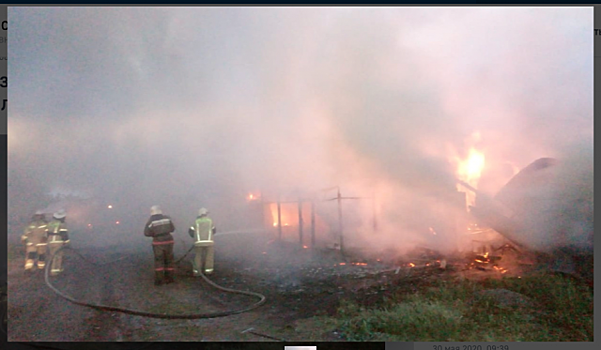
[8,7,592,257]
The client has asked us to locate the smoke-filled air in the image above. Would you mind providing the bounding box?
[8,7,592,257]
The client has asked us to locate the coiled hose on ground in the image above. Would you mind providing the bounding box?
[44,244,266,319]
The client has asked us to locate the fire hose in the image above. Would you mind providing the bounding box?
[44,244,266,319]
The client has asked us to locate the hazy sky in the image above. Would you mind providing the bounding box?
[8,7,593,252]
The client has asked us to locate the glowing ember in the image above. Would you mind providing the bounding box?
[474,252,491,264]
[107,205,112,209]
[339,262,346,265]
[493,266,509,274]
[115,221,120,225]
[409,263,415,267]
[303,245,308,249]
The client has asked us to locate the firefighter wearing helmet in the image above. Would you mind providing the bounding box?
[188,207,216,276]
[21,210,48,271]
[46,209,69,276]
[144,205,176,285]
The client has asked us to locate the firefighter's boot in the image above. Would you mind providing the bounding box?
[37,254,46,269]
[24,252,36,271]
[154,271,164,286]
[164,269,175,284]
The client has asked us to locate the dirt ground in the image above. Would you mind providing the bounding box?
[6,231,537,342]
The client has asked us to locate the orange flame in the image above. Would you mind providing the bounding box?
[449,131,486,211]
[269,203,293,227]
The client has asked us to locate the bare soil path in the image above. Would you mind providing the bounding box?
[6,232,493,342]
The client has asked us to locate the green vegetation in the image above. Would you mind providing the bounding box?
[320,273,593,341]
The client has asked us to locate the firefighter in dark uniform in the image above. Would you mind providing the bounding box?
[47,209,69,276]
[188,207,216,276]
[144,205,176,285]
[21,210,48,271]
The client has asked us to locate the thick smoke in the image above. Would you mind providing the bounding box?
[8,8,592,257]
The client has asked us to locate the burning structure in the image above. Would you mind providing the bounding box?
[240,131,592,287]
[245,189,367,251]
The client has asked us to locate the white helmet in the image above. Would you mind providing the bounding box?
[198,208,208,216]
[53,209,66,219]
[150,205,162,215]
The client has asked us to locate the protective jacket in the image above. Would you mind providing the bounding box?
[47,218,68,275]
[47,219,69,242]
[188,216,216,246]
[144,214,175,245]
[22,219,48,270]
[23,219,48,246]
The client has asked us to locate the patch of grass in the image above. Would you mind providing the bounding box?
[482,273,593,341]
[293,316,339,340]
[338,299,466,341]
[329,274,593,342]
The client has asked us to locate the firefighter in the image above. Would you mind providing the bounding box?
[21,210,48,271]
[188,207,216,276]
[144,205,176,285]
[47,209,69,276]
